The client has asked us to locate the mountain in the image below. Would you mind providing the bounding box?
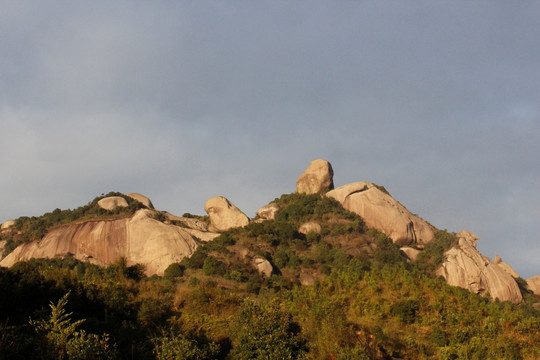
[0,162,539,359]
[1,160,537,303]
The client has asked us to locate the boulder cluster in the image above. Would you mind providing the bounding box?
[1,159,537,303]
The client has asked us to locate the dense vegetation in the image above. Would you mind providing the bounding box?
[0,192,145,256]
[0,193,539,359]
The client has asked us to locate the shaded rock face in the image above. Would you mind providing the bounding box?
[296,159,334,194]
[401,247,421,261]
[0,210,199,276]
[204,196,249,232]
[327,182,435,246]
[298,222,322,235]
[436,231,523,304]
[97,196,128,211]
[126,193,154,209]
[526,275,540,296]
[256,203,280,221]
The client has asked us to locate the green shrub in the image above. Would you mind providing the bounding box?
[390,299,419,324]
[163,263,185,279]
[202,256,227,276]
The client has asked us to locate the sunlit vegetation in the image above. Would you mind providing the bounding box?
[0,192,539,359]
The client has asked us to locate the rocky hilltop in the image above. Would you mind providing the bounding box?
[1,160,537,303]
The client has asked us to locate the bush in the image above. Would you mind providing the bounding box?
[163,263,185,279]
[390,299,419,324]
[202,256,227,276]
[230,300,306,360]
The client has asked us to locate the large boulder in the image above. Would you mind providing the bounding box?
[296,159,334,194]
[298,222,322,235]
[436,231,523,303]
[0,209,200,276]
[97,196,128,211]
[256,203,280,221]
[253,256,273,278]
[204,196,249,232]
[526,275,540,296]
[327,182,435,245]
[126,193,154,209]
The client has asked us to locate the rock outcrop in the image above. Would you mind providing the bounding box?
[256,203,280,221]
[436,231,523,303]
[526,275,540,296]
[298,222,322,235]
[493,255,520,278]
[296,159,334,194]
[401,246,421,261]
[253,256,273,278]
[204,196,249,232]
[163,212,219,242]
[1,220,16,232]
[126,193,154,209]
[97,196,128,211]
[0,209,200,276]
[327,182,435,245]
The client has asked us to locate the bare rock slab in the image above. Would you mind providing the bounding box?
[328,182,435,246]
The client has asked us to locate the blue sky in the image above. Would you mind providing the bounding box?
[1,1,539,277]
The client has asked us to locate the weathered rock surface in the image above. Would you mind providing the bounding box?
[436,231,523,303]
[526,275,540,296]
[256,203,280,221]
[97,196,128,211]
[401,246,421,261]
[0,209,200,276]
[327,182,435,245]
[298,222,322,235]
[126,193,154,209]
[204,196,249,232]
[163,211,219,242]
[253,256,273,278]
[296,159,334,194]
[1,220,16,232]
[493,255,520,278]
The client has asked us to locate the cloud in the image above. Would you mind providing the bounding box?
[1,1,539,277]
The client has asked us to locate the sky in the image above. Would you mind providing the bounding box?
[1,1,539,278]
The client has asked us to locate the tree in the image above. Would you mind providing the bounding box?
[230,300,306,360]
[30,292,117,360]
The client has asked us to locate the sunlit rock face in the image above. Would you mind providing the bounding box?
[204,196,249,232]
[298,222,322,235]
[256,203,280,221]
[0,209,200,276]
[527,275,540,296]
[493,254,520,278]
[327,182,435,246]
[436,231,523,304]
[296,159,334,195]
